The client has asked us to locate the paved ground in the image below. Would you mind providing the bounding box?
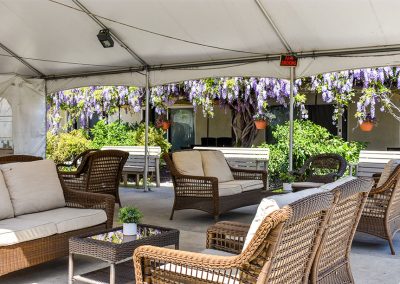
[2,184,400,284]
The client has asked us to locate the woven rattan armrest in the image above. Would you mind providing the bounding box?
[229,167,268,187]
[206,221,250,254]
[64,189,115,228]
[58,170,81,177]
[133,245,241,284]
[174,174,219,198]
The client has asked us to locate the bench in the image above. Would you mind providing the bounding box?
[352,150,400,177]
[101,146,162,187]
[193,147,269,189]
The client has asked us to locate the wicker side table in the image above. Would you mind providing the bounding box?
[69,224,179,284]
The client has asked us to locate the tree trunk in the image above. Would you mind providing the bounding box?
[231,105,259,147]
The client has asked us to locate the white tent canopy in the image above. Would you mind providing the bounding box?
[1,0,400,89]
[1,0,400,184]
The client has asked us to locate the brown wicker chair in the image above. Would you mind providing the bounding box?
[291,153,348,191]
[310,178,373,284]
[0,155,115,276]
[56,149,99,171]
[357,164,400,255]
[164,152,271,221]
[134,191,334,284]
[58,150,128,207]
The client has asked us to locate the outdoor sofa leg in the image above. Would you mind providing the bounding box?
[169,208,175,220]
[123,173,128,186]
[388,237,396,255]
[214,215,219,222]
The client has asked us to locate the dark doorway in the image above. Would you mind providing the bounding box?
[306,105,347,140]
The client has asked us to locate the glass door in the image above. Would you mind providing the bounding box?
[169,108,194,151]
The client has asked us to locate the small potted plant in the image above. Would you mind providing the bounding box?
[118,206,143,236]
[359,113,376,132]
[279,172,296,192]
[253,112,276,130]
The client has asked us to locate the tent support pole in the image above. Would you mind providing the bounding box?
[143,69,150,192]
[288,66,295,172]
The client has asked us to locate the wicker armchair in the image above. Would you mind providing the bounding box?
[0,155,115,276]
[357,164,400,255]
[58,150,128,207]
[164,152,270,221]
[291,153,348,191]
[311,178,373,284]
[134,191,334,284]
[56,149,99,171]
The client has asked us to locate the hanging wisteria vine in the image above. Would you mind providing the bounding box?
[47,66,400,133]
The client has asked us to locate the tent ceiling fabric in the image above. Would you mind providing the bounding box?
[1,0,400,90]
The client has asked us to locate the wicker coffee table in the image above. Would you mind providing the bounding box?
[68,224,179,284]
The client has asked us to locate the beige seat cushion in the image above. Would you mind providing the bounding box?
[1,160,66,216]
[0,171,14,219]
[377,159,400,187]
[0,218,57,246]
[218,181,242,196]
[242,198,279,250]
[201,151,234,182]
[319,176,356,191]
[172,151,204,176]
[18,207,107,234]
[233,180,264,192]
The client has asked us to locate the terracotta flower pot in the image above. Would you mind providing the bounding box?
[254,120,268,130]
[360,121,374,132]
[161,121,171,130]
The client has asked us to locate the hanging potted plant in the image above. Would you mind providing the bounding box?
[359,114,377,132]
[156,114,171,131]
[253,112,275,130]
[118,206,143,236]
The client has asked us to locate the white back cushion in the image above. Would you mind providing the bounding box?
[200,151,234,182]
[242,198,279,251]
[0,171,14,219]
[1,160,66,216]
[377,159,400,187]
[172,151,204,176]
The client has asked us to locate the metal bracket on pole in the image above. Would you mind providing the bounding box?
[143,69,150,192]
[288,66,295,171]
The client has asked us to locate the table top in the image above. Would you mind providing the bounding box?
[69,224,179,262]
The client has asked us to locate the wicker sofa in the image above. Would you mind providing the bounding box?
[0,155,114,276]
[164,150,271,220]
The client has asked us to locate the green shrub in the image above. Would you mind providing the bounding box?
[90,120,171,153]
[259,120,366,182]
[46,130,92,163]
[129,123,171,154]
[90,120,133,149]
[118,207,143,224]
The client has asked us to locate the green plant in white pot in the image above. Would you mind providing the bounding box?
[279,172,296,192]
[118,207,143,236]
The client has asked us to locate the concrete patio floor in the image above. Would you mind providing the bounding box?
[2,183,400,284]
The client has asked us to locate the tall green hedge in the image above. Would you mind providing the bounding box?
[47,120,171,163]
[259,120,366,182]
